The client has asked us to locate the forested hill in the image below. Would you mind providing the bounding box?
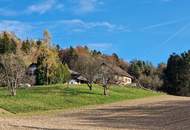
[0,31,128,69]
[0,31,190,96]
[59,46,129,73]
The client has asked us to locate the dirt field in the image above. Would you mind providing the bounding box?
[0,95,190,130]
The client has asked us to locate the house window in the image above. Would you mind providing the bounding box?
[127,78,131,83]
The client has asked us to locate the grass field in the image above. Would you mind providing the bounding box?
[0,84,162,114]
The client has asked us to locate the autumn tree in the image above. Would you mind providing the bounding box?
[59,46,78,68]
[43,29,51,47]
[36,44,59,84]
[36,30,70,85]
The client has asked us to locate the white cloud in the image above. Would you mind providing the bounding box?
[0,0,64,16]
[27,0,64,14]
[59,19,129,32]
[73,0,103,14]
[0,20,33,37]
[0,19,129,39]
[0,0,102,16]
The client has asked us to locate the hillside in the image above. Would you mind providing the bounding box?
[0,84,161,114]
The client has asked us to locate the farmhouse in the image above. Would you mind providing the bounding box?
[101,62,133,85]
[68,69,88,84]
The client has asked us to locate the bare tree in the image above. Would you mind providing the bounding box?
[0,54,25,96]
[73,56,99,90]
[99,63,115,96]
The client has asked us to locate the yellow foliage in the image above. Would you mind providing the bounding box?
[37,43,61,82]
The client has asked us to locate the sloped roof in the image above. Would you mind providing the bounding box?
[69,69,88,82]
[77,75,88,81]
[101,62,133,79]
[68,69,80,75]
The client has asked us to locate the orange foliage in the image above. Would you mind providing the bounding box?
[74,46,90,57]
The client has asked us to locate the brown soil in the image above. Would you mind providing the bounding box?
[0,95,190,130]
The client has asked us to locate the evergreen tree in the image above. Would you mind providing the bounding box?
[0,32,16,54]
[164,51,190,96]
[36,54,47,85]
[21,39,31,53]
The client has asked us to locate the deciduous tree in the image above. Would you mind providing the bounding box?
[0,54,25,96]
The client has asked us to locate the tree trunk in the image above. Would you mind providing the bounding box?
[11,89,16,96]
[10,86,16,96]
[87,83,93,91]
[10,81,17,96]
[46,64,49,85]
[103,86,106,96]
[103,85,108,96]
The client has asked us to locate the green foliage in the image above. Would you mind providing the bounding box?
[164,51,190,96]
[53,64,70,84]
[129,60,154,79]
[36,40,43,47]
[21,40,31,53]
[36,68,46,85]
[129,61,141,79]
[91,49,102,56]
[36,55,47,85]
[0,32,16,54]
[0,84,162,114]
[56,44,60,51]
[129,60,164,90]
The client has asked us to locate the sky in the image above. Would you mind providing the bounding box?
[0,0,190,65]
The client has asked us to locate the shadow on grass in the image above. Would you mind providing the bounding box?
[62,88,102,96]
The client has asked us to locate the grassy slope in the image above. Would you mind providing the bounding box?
[0,84,162,114]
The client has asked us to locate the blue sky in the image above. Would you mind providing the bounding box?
[0,0,190,64]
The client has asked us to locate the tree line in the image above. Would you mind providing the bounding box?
[0,31,190,96]
[163,51,190,96]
